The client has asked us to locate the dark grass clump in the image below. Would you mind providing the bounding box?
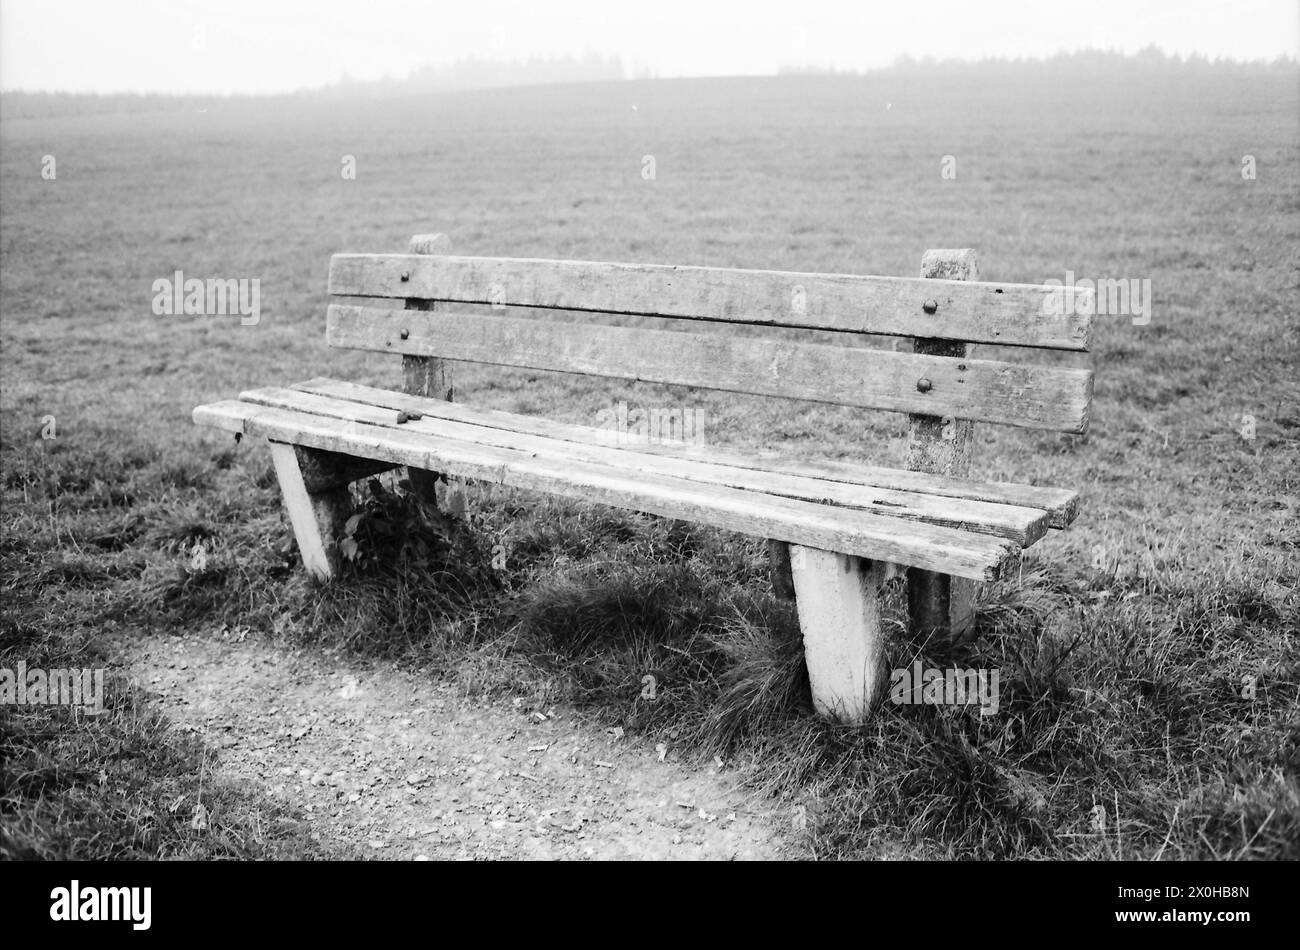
[693,598,810,750]
[502,559,731,710]
[282,478,503,657]
[498,553,809,736]
[132,474,505,658]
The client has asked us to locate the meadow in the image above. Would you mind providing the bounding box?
[2,64,1297,859]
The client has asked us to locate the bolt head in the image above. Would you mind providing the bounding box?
[917,378,932,393]
[400,270,411,282]
[922,299,938,314]
[400,328,410,340]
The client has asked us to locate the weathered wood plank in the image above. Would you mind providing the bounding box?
[328,254,1092,351]
[769,537,796,601]
[403,233,453,505]
[909,249,981,642]
[290,378,1082,528]
[293,445,395,493]
[326,304,1094,433]
[193,400,1021,580]
[236,385,1052,544]
[267,441,351,581]
[791,546,893,722]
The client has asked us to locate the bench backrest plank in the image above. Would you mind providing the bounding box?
[328,254,1092,351]
[326,303,1092,433]
[326,249,1094,435]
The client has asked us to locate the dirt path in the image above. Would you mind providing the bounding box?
[113,632,792,860]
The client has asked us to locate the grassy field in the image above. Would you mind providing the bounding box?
[2,65,1298,859]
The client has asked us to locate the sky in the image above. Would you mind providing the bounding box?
[1,0,1297,95]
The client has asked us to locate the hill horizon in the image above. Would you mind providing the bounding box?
[3,46,1297,120]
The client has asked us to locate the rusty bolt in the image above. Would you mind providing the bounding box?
[922,299,938,314]
[399,328,410,340]
[917,378,932,393]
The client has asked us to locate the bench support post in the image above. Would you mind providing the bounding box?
[404,233,456,507]
[268,441,352,581]
[294,447,394,493]
[791,545,894,723]
[768,538,796,600]
[908,248,980,644]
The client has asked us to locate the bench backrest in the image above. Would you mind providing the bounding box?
[326,251,1093,433]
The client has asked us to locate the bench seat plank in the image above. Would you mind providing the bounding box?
[236,385,1052,546]
[193,398,1021,581]
[288,377,1080,529]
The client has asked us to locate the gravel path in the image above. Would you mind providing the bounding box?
[116,632,791,860]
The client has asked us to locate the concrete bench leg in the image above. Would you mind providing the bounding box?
[790,545,895,723]
[268,441,353,581]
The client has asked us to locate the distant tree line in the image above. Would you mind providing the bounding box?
[957,45,1296,74]
[3,46,1294,120]
[347,51,627,95]
[0,51,630,119]
[781,46,1298,77]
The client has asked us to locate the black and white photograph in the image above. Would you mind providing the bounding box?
[0,0,1295,921]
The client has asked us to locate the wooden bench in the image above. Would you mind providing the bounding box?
[193,234,1093,723]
